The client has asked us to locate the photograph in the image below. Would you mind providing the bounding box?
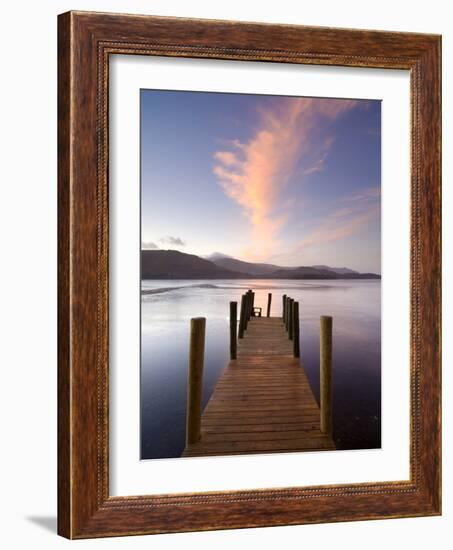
[140,89,382,460]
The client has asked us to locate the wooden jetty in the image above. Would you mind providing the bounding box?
[183,292,335,458]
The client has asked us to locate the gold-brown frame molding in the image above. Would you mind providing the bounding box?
[58,10,441,538]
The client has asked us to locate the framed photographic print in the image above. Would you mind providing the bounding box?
[58,11,441,538]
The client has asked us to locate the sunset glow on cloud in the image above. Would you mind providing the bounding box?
[213,98,359,259]
[296,187,380,252]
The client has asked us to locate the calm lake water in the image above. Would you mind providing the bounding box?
[141,279,381,460]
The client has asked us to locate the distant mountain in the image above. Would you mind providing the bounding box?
[270,267,380,280]
[270,266,339,279]
[207,255,281,276]
[141,250,247,279]
[141,250,381,280]
[209,256,379,279]
[205,252,232,261]
[311,265,359,275]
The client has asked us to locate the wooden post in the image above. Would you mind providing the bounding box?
[267,293,272,317]
[251,291,255,316]
[293,301,300,358]
[288,298,294,340]
[238,294,246,339]
[186,317,206,445]
[283,296,288,330]
[282,294,287,320]
[244,292,249,329]
[320,315,333,435]
[284,296,290,330]
[230,301,237,359]
[245,291,251,328]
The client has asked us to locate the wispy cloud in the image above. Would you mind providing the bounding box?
[301,156,326,177]
[341,186,381,202]
[297,205,379,250]
[141,241,159,250]
[301,136,335,176]
[160,236,186,247]
[213,98,358,258]
[296,185,380,251]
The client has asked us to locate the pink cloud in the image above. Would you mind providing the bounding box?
[341,186,381,202]
[214,151,238,167]
[302,137,335,176]
[213,97,358,258]
[298,206,379,250]
[296,186,380,252]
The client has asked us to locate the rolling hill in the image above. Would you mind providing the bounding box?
[141,250,246,279]
[205,254,280,276]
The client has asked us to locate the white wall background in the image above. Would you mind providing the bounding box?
[0,1,450,548]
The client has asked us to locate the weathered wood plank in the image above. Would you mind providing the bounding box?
[184,437,335,455]
[201,414,320,423]
[201,430,329,442]
[201,424,321,434]
[208,397,317,404]
[205,404,321,412]
[204,412,320,420]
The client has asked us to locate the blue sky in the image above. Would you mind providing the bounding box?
[141,90,381,273]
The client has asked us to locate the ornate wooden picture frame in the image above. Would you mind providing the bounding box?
[58,11,441,539]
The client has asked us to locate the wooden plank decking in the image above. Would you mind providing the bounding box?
[183,316,335,457]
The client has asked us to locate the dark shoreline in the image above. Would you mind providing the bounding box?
[141,274,381,280]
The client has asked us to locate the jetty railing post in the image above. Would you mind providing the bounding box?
[288,298,294,340]
[267,293,272,317]
[282,294,287,320]
[230,301,237,359]
[285,297,288,330]
[244,292,249,330]
[293,301,300,358]
[251,291,255,316]
[287,296,291,331]
[245,291,251,328]
[186,317,206,446]
[247,290,254,320]
[284,296,288,330]
[238,294,246,339]
[320,315,333,435]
